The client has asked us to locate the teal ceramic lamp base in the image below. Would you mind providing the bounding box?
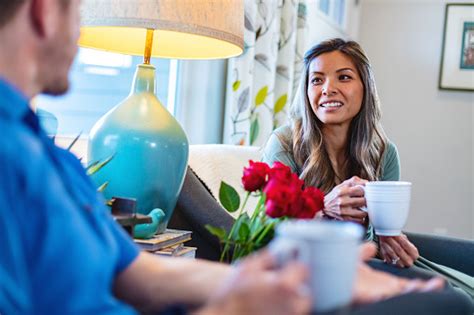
[88,64,189,236]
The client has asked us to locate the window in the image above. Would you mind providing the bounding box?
[319,0,330,15]
[36,48,173,137]
[318,0,346,28]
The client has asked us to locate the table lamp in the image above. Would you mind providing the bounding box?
[79,0,243,236]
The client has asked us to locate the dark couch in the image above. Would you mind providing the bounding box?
[169,167,474,277]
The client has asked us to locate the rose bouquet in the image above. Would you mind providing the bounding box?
[205,161,325,263]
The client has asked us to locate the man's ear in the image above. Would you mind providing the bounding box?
[30,0,58,38]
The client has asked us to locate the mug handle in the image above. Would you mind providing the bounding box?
[268,238,302,268]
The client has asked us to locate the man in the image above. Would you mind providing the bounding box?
[0,1,470,314]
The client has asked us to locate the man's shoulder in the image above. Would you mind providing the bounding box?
[0,117,44,167]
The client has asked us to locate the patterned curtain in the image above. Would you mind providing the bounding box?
[223,0,308,146]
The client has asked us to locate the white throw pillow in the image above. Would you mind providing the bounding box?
[188,144,263,218]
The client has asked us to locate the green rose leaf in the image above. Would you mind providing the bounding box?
[250,216,264,234]
[219,181,240,212]
[238,221,251,240]
[205,225,227,240]
[232,80,241,91]
[231,214,249,241]
[274,94,287,114]
[255,86,268,106]
[249,116,260,145]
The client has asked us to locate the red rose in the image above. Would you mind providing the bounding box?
[287,197,304,218]
[268,162,293,183]
[264,173,303,218]
[241,160,270,192]
[265,199,287,218]
[296,186,325,219]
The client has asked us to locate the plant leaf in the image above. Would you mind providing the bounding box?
[86,154,114,176]
[250,216,264,234]
[238,221,250,241]
[205,225,227,240]
[255,54,270,71]
[274,94,288,114]
[255,26,262,41]
[219,181,240,212]
[244,13,254,32]
[232,80,241,92]
[255,86,268,106]
[276,65,289,79]
[97,182,109,193]
[231,214,249,241]
[66,131,82,151]
[86,160,99,170]
[254,221,276,247]
[258,2,268,20]
[249,116,260,145]
[237,87,250,114]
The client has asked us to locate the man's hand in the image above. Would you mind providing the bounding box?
[378,234,419,268]
[323,176,368,224]
[354,243,443,304]
[197,250,311,315]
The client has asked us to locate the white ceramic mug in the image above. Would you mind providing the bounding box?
[269,220,363,312]
[361,181,412,236]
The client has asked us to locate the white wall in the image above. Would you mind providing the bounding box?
[359,0,473,239]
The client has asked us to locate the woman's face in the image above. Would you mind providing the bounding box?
[307,51,364,128]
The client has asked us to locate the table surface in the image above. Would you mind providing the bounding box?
[114,213,152,226]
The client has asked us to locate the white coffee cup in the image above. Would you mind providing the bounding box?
[269,220,363,312]
[361,181,412,236]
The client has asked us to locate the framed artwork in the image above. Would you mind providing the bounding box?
[438,3,474,91]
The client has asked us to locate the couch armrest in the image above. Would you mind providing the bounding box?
[169,167,234,261]
[405,232,474,276]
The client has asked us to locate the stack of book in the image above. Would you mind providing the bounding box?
[134,229,196,258]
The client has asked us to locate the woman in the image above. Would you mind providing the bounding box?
[262,38,473,299]
[263,38,415,267]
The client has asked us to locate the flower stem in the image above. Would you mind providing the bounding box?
[241,192,250,213]
[250,193,265,221]
[220,192,251,262]
[254,220,275,245]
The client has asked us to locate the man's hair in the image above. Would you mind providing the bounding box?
[0,0,69,28]
[0,0,27,28]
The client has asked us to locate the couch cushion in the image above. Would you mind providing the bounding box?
[189,144,263,218]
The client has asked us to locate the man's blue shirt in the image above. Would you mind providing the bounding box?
[0,79,140,314]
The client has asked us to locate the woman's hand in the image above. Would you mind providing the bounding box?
[323,176,368,224]
[378,234,419,268]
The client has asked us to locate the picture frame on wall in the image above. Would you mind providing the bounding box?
[438,3,474,91]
